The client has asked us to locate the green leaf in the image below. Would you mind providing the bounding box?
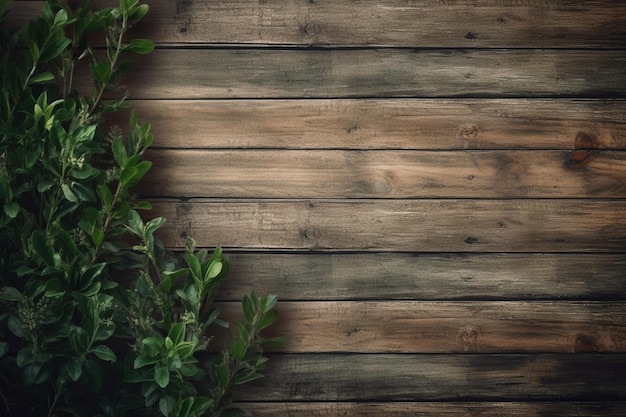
[30,72,55,84]
[99,184,114,208]
[134,354,159,369]
[125,38,154,54]
[91,61,111,84]
[40,37,71,62]
[22,362,43,386]
[176,397,194,417]
[141,336,163,357]
[175,341,195,359]
[189,397,214,416]
[263,336,289,348]
[32,230,55,265]
[231,338,246,361]
[215,362,229,388]
[128,3,149,23]
[53,8,69,27]
[233,371,264,385]
[0,342,8,358]
[241,295,254,323]
[62,183,78,202]
[257,309,277,331]
[159,395,175,417]
[7,315,24,337]
[3,202,19,218]
[154,364,170,388]
[112,138,127,166]
[69,327,90,354]
[90,345,117,362]
[167,322,184,345]
[38,179,56,192]
[66,358,83,381]
[187,254,202,283]
[205,260,222,282]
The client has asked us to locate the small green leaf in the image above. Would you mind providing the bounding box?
[205,260,222,282]
[3,202,19,218]
[231,338,246,361]
[233,371,264,385]
[129,3,149,23]
[125,38,154,54]
[167,322,184,345]
[242,295,254,323]
[112,139,127,166]
[257,309,278,330]
[53,8,69,27]
[91,61,111,83]
[62,183,78,202]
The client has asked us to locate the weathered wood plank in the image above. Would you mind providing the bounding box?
[236,353,626,401]
[131,0,626,48]
[11,1,626,48]
[140,149,626,199]
[235,401,626,417]
[221,253,626,301]
[118,49,626,99]
[216,301,626,353]
[150,199,626,252]
[121,99,626,150]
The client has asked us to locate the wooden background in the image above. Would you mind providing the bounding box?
[11,0,626,415]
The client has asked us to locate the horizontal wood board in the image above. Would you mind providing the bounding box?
[112,49,626,99]
[9,0,626,415]
[150,199,626,252]
[214,301,626,353]
[119,99,626,150]
[9,1,626,48]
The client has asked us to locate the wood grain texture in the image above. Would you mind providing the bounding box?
[221,253,626,301]
[235,353,626,401]
[235,401,626,417]
[132,0,626,48]
[120,99,626,150]
[150,199,626,252]
[10,0,623,48]
[140,149,626,199]
[216,301,626,353]
[117,49,626,99]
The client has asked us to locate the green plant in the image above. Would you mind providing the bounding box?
[0,1,282,416]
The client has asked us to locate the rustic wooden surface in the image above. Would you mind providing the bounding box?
[10,0,626,415]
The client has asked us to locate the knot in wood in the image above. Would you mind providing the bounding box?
[460,124,479,141]
[565,149,591,170]
[462,327,481,345]
[304,22,319,36]
[573,334,599,353]
[574,131,599,150]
